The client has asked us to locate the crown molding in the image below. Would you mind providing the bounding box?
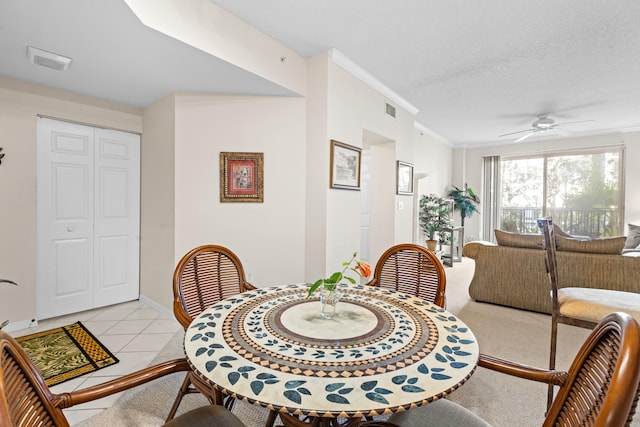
[414,121,452,146]
[329,48,419,116]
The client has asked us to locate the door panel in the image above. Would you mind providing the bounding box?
[53,238,91,296]
[93,128,140,306]
[38,120,94,319]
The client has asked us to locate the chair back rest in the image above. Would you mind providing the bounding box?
[0,331,68,427]
[538,218,560,308]
[173,245,249,329]
[544,312,640,427]
[371,244,446,307]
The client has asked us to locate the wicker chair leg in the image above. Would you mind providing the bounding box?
[166,372,192,421]
[547,316,559,412]
[265,409,278,427]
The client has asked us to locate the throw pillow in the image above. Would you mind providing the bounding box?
[556,236,626,254]
[624,223,640,249]
[495,229,543,249]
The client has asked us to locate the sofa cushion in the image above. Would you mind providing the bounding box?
[495,229,543,249]
[556,235,626,254]
[624,223,640,249]
[558,288,640,323]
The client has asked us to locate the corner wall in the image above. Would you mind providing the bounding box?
[305,52,418,275]
[140,95,176,311]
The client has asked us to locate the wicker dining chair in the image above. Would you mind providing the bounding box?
[366,243,446,308]
[384,311,640,427]
[0,331,245,427]
[168,245,257,421]
[539,218,640,409]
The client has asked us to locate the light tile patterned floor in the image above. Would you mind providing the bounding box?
[10,300,181,425]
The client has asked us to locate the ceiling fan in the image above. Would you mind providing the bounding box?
[499,114,594,143]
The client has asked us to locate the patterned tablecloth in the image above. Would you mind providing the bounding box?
[184,283,479,419]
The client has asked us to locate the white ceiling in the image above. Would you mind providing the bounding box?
[2,0,639,147]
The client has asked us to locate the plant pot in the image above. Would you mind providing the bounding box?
[426,240,438,251]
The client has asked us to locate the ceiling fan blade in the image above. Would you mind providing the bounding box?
[552,127,572,136]
[499,128,535,137]
[514,131,536,143]
[552,119,594,127]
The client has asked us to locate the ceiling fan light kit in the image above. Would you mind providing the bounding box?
[532,115,554,129]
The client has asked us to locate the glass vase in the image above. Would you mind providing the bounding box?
[320,288,342,319]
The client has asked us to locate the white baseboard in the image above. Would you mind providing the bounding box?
[2,318,38,333]
[139,295,175,321]
[3,297,176,333]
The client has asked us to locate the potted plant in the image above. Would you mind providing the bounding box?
[448,183,480,227]
[419,194,453,251]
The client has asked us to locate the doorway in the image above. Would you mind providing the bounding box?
[37,118,140,319]
[362,130,396,264]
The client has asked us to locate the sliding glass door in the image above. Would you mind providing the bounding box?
[499,148,623,237]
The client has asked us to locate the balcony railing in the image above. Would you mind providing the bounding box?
[500,207,621,237]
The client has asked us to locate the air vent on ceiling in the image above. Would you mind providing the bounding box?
[27,46,72,71]
[385,103,396,118]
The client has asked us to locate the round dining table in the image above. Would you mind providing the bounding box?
[184,283,479,423]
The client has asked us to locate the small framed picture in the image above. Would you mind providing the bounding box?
[330,140,361,190]
[396,161,414,195]
[220,152,264,202]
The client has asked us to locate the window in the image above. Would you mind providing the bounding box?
[499,148,623,237]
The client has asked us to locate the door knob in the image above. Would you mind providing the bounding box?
[67,227,74,232]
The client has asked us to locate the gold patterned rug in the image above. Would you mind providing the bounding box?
[16,321,118,386]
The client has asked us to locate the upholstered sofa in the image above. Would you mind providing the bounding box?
[463,228,640,314]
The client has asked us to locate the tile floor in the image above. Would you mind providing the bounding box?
[10,300,181,426]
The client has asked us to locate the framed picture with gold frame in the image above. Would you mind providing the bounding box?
[396,161,414,195]
[330,140,361,190]
[220,152,264,202]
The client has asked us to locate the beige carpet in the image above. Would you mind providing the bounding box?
[74,258,617,426]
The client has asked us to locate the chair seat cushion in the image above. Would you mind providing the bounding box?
[558,288,640,323]
[388,399,491,427]
[164,404,246,427]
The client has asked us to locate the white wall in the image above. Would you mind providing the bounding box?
[413,128,454,243]
[0,77,142,328]
[174,94,307,288]
[369,142,396,262]
[318,53,414,279]
[455,131,640,241]
[622,132,640,226]
[140,95,176,310]
[304,54,330,284]
[304,52,438,279]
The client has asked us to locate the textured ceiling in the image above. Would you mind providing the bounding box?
[210,0,640,146]
[1,0,639,147]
